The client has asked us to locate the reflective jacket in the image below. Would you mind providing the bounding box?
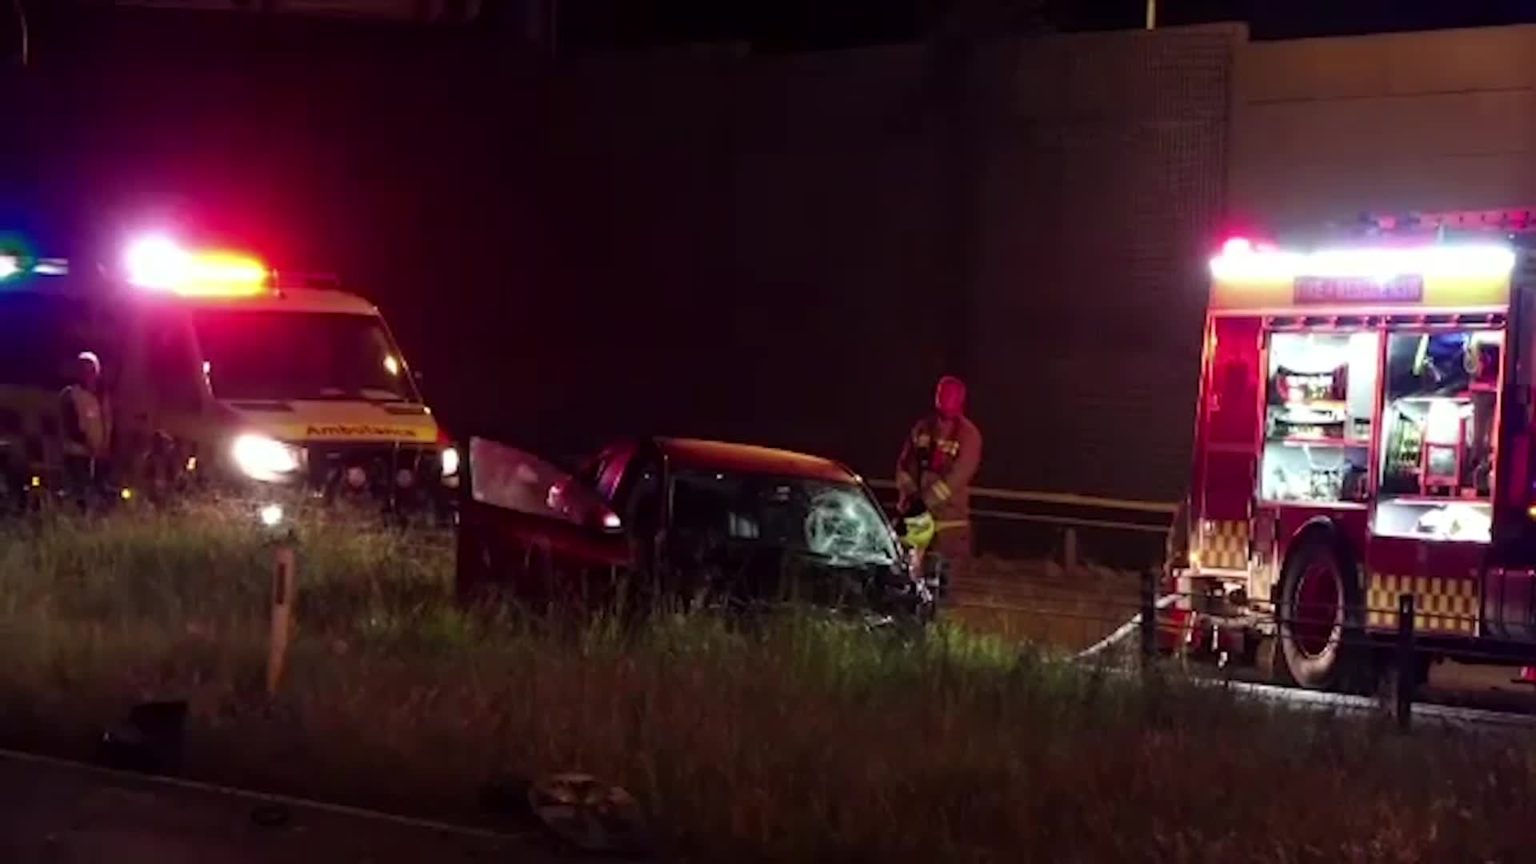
[59,385,111,458]
[895,413,982,526]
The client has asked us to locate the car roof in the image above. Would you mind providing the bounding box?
[653,437,858,484]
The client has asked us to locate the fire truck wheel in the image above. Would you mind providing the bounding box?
[1277,535,1365,691]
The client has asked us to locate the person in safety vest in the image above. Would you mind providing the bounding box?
[896,375,982,594]
[59,351,112,507]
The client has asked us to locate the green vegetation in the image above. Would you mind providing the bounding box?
[0,507,1530,862]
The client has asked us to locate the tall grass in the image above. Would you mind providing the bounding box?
[0,507,1531,861]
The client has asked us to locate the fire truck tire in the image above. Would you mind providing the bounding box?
[1276,535,1367,691]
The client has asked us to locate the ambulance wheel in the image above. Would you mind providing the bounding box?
[1276,535,1366,691]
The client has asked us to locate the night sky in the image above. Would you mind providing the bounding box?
[16,2,1536,53]
[557,0,1536,48]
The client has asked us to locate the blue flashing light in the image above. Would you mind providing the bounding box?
[0,254,69,283]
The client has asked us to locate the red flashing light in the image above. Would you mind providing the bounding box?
[125,236,270,297]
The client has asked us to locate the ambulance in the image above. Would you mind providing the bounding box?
[0,237,458,516]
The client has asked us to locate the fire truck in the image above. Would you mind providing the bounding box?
[1175,208,1536,691]
[0,236,458,518]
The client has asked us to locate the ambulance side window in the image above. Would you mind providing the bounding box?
[147,325,204,413]
[88,302,127,396]
[0,295,88,389]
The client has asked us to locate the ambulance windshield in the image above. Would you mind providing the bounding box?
[191,310,415,403]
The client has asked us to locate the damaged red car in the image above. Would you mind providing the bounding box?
[456,436,932,622]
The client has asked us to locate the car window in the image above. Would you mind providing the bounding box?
[595,444,634,501]
[670,471,897,566]
[614,451,662,532]
[573,456,602,489]
[469,437,607,526]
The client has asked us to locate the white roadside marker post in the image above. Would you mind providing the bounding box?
[262,504,297,698]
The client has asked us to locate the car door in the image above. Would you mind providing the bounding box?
[456,436,631,606]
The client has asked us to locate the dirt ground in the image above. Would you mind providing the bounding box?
[947,557,1536,711]
[944,557,1145,653]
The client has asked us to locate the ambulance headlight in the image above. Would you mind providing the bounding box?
[440,446,460,478]
[232,434,301,483]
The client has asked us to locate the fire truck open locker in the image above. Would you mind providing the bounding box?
[1177,209,1536,691]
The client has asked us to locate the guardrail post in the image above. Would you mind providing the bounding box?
[1395,592,1415,732]
[1062,528,1078,572]
[1140,565,1157,668]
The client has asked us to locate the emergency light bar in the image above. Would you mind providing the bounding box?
[1365,207,1536,235]
[0,253,69,281]
[125,236,271,297]
[1210,240,1516,283]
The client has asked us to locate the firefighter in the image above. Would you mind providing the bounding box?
[896,375,982,595]
[59,351,112,509]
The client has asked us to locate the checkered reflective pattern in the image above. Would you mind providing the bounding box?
[1366,573,1478,635]
[1196,519,1248,570]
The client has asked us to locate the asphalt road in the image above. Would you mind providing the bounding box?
[0,751,557,864]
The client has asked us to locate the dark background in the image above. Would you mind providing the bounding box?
[0,4,1234,502]
[6,1,1522,500]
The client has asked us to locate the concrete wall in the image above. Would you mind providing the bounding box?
[530,26,1239,502]
[16,14,1536,514]
[973,25,1236,500]
[0,14,1239,504]
[1232,25,1536,230]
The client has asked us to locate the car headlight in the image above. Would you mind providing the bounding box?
[440,446,460,478]
[231,433,301,483]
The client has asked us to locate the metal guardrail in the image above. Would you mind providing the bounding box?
[866,479,1177,535]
